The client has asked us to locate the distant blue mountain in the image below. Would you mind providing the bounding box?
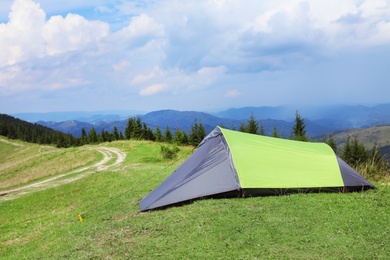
[13,103,390,138]
[13,110,144,123]
[214,103,390,126]
[36,110,327,138]
[140,110,237,133]
[213,105,296,121]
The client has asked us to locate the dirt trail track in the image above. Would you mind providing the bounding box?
[0,147,126,201]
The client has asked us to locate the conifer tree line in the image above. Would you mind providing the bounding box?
[1,112,389,175]
[117,116,206,147]
[0,114,207,148]
[0,114,78,148]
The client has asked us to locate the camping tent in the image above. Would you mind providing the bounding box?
[140,127,375,211]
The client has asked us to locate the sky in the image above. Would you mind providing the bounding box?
[1,0,390,114]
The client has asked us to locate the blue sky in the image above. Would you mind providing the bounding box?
[1,0,390,114]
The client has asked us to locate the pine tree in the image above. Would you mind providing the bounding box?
[164,124,173,143]
[88,127,98,144]
[189,119,199,146]
[341,136,369,167]
[174,128,188,146]
[238,122,246,132]
[81,127,88,145]
[342,136,352,163]
[125,117,134,140]
[141,123,148,140]
[271,125,279,138]
[292,111,308,141]
[351,137,369,165]
[133,117,143,139]
[259,121,265,135]
[246,113,259,134]
[104,130,112,142]
[155,125,163,142]
[56,132,66,148]
[113,126,119,141]
[101,129,106,142]
[325,133,337,153]
[197,121,206,142]
[143,124,155,141]
[189,119,205,146]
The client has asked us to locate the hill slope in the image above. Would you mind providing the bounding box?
[0,139,389,258]
[0,136,99,192]
[333,125,390,160]
[333,125,390,147]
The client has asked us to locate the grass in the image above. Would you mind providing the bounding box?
[0,136,100,190]
[0,138,389,259]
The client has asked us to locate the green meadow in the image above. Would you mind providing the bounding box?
[0,137,389,259]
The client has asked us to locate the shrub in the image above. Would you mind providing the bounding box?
[355,147,390,180]
[161,145,180,159]
[341,137,389,180]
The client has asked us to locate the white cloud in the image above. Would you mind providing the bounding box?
[0,0,45,65]
[0,66,21,89]
[225,89,241,98]
[0,0,109,66]
[1,0,390,112]
[43,14,109,55]
[125,13,164,38]
[197,66,225,76]
[192,66,226,88]
[139,83,168,96]
[112,60,130,72]
[156,0,390,73]
[131,67,164,84]
[131,73,154,85]
[113,13,164,49]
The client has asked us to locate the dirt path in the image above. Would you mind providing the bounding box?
[0,147,126,201]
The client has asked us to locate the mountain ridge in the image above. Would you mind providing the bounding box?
[9,103,390,139]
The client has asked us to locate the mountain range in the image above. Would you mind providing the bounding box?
[11,103,390,139]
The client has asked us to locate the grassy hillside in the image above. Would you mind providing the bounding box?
[333,125,390,148]
[0,138,389,259]
[0,137,99,191]
[333,125,390,161]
